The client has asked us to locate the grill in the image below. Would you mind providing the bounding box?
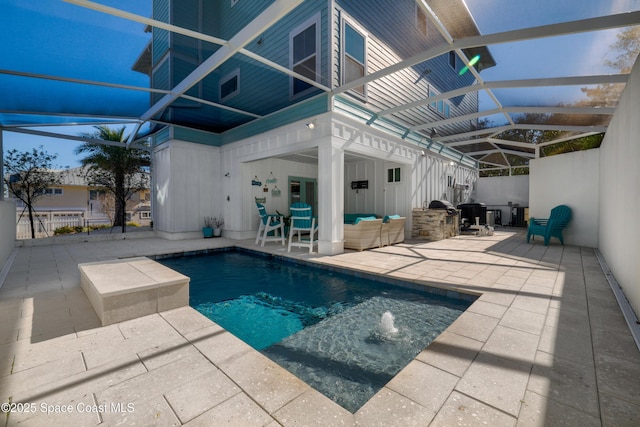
[428,200,457,215]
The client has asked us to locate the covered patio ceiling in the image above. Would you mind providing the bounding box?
[1,0,639,173]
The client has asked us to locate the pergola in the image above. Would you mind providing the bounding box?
[1,0,639,176]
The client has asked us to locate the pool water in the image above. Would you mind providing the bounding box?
[158,250,472,413]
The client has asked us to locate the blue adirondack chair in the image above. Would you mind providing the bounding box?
[287,202,318,253]
[526,205,572,246]
[255,202,285,247]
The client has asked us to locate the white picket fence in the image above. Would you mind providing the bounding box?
[16,211,110,239]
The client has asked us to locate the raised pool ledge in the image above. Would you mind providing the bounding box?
[79,257,190,326]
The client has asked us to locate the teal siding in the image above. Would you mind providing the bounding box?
[151,59,170,105]
[221,93,330,144]
[214,0,329,117]
[152,0,170,65]
[174,127,221,145]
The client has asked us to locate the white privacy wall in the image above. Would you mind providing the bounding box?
[153,140,221,239]
[0,200,16,272]
[476,175,529,226]
[529,149,600,248]
[598,55,640,318]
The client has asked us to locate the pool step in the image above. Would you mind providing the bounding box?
[79,257,190,326]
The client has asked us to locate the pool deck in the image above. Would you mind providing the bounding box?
[1,229,639,426]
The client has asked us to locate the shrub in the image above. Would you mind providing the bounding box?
[54,226,75,235]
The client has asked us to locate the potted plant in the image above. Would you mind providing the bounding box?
[213,216,224,237]
[203,216,214,238]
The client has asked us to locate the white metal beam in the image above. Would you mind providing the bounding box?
[334,11,640,95]
[378,75,626,117]
[7,127,152,152]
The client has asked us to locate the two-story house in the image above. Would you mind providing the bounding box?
[135,0,494,253]
[12,167,151,238]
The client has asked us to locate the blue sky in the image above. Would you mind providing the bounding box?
[2,0,151,168]
[3,0,639,167]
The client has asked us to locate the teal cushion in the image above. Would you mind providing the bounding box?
[344,213,377,224]
[383,215,400,223]
[354,216,377,225]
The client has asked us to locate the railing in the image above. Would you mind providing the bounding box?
[16,211,111,239]
[16,214,86,239]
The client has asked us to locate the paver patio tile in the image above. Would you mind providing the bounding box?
[599,392,640,427]
[218,349,309,414]
[430,391,516,427]
[528,351,599,417]
[387,360,459,412]
[355,387,435,426]
[483,325,540,364]
[416,331,483,376]
[445,311,499,342]
[537,324,593,366]
[499,307,546,335]
[96,353,216,407]
[184,393,274,426]
[2,351,86,399]
[137,336,197,371]
[456,351,531,417]
[592,328,640,363]
[517,390,600,427]
[187,325,254,366]
[100,394,181,426]
[160,306,214,336]
[165,368,241,423]
[594,352,640,407]
[273,388,353,426]
[467,299,508,318]
[510,291,550,315]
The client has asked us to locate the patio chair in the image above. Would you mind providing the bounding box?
[287,202,318,253]
[255,202,285,247]
[381,215,406,246]
[526,205,572,246]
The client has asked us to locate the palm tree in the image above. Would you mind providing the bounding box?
[75,126,151,232]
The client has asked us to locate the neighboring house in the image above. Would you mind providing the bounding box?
[12,167,151,238]
[136,0,494,253]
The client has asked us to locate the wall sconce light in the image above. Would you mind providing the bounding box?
[420,150,426,157]
[224,172,230,177]
[430,128,438,139]
[306,120,316,130]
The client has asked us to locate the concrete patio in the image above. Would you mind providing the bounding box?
[1,229,639,426]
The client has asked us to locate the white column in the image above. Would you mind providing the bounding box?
[317,137,344,255]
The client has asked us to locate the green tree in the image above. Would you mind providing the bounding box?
[3,147,60,239]
[580,26,640,106]
[75,126,150,233]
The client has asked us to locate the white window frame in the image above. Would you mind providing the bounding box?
[387,167,401,183]
[140,211,152,219]
[289,13,321,98]
[428,86,451,118]
[42,187,63,195]
[341,18,367,99]
[219,68,240,101]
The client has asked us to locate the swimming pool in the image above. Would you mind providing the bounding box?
[158,249,473,412]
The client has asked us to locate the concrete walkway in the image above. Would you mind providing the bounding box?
[1,229,639,426]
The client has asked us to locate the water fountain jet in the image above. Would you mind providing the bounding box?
[379,311,398,337]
